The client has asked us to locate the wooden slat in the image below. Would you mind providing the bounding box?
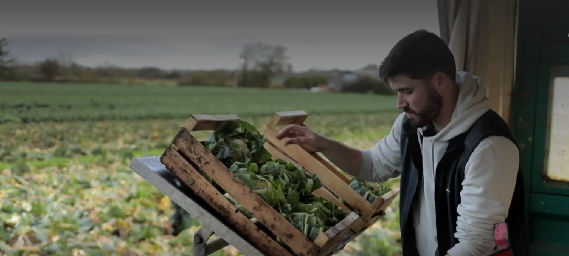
[360,189,401,229]
[184,114,239,131]
[370,196,385,210]
[268,110,308,127]
[263,141,302,169]
[378,189,400,213]
[170,128,319,256]
[310,152,352,184]
[314,212,359,256]
[267,111,351,185]
[312,188,351,213]
[160,147,294,256]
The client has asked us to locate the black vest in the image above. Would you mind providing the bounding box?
[398,109,530,256]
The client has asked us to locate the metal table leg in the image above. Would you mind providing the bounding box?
[194,225,230,256]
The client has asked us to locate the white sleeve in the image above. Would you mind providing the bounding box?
[356,112,406,182]
[447,136,520,256]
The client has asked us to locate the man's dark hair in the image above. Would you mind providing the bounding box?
[378,29,456,84]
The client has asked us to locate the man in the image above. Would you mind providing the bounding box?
[276,29,530,256]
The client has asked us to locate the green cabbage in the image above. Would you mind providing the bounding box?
[201,120,346,246]
[339,178,391,213]
[348,179,391,204]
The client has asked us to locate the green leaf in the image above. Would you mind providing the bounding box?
[203,120,355,243]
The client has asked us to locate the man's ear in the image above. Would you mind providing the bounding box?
[432,72,449,90]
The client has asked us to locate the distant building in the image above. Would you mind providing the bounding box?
[326,67,380,92]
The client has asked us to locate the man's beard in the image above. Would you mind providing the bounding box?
[404,89,443,128]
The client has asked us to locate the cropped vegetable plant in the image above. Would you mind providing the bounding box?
[201,120,348,247]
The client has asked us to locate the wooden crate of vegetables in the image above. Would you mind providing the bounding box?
[262,110,400,234]
[159,113,360,256]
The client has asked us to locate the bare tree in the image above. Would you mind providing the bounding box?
[57,51,76,80]
[39,58,60,82]
[238,42,290,88]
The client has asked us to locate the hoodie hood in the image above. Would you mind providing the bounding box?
[421,71,491,142]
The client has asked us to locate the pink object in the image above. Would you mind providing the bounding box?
[484,223,513,256]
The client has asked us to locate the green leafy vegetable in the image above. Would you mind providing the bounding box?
[349,179,391,204]
[205,120,272,167]
[340,178,391,213]
[202,120,346,246]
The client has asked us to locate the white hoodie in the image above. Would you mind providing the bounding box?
[357,71,520,256]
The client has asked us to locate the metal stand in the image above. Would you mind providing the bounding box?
[129,156,265,256]
[194,225,230,256]
[129,156,365,256]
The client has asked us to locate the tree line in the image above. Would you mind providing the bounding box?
[0,33,393,95]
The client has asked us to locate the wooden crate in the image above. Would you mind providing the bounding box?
[160,114,360,256]
[261,110,400,233]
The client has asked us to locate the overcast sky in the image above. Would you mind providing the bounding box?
[1,0,440,71]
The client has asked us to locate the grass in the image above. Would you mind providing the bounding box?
[1,82,404,256]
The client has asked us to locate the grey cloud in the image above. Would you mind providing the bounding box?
[7,34,181,62]
[0,0,440,70]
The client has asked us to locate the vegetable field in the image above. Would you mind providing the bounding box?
[1,82,403,256]
[0,82,398,123]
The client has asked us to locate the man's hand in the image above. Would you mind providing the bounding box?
[276,124,365,177]
[275,124,327,153]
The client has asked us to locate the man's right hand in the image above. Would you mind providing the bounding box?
[275,124,327,153]
[275,123,364,178]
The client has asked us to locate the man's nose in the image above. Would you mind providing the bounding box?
[397,95,408,110]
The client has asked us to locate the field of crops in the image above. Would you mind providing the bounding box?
[0,82,398,123]
[1,82,403,256]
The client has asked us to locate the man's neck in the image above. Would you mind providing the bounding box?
[433,112,453,132]
[433,87,459,132]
